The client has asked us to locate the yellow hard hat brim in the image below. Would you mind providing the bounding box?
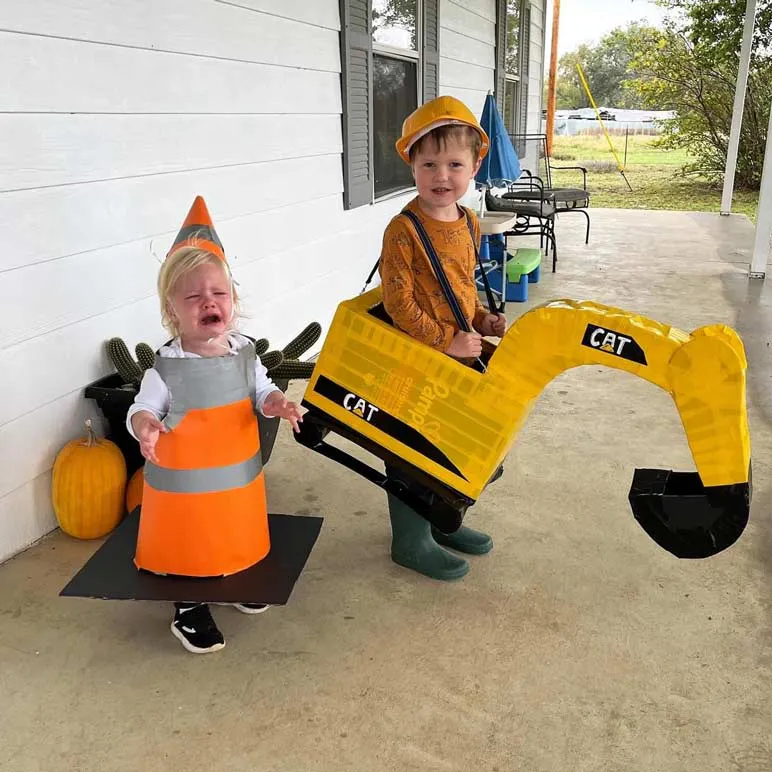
[395,96,490,164]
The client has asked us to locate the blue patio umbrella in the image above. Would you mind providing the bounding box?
[473,92,523,317]
[475,92,522,187]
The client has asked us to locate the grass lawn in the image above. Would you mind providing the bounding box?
[547,135,760,222]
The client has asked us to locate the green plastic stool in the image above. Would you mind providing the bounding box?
[506,248,542,284]
[492,247,542,302]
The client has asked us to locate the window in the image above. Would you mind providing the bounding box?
[505,0,521,78]
[373,55,417,197]
[496,0,531,153]
[372,0,419,197]
[339,0,439,209]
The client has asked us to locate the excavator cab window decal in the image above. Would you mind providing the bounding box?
[581,324,648,365]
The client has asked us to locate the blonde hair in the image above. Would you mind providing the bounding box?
[158,244,240,336]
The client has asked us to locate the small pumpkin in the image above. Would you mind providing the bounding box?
[52,419,127,539]
[125,466,145,513]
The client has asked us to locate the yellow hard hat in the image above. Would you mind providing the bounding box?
[395,95,490,164]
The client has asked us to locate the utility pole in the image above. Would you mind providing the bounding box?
[545,0,561,156]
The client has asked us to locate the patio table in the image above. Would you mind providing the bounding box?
[477,212,518,311]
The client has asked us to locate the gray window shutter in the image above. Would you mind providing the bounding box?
[516,3,531,134]
[423,0,440,102]
[495,0,507,114]
[339,0,373,209]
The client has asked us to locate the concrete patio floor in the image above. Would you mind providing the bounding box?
[1,208,771,772]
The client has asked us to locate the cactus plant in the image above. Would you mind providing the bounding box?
[268,360,315,381]
[135,343,155,371]
[281,322,321,361]
[106,338,144,386]
[259,350,284,372]
[106,321,320,390]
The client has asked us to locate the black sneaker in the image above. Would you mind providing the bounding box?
[171,604,225,654]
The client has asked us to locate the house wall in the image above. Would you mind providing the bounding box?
[439,0,497,117]
[0,0,547,563]
[438,0,547,173]
[0,0,392,562]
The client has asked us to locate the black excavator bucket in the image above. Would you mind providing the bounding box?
[628,466,751,559]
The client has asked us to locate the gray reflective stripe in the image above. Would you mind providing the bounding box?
[173,224,224,249]
[155,345,256,428]
[246,345,256,397]
[145,451,263,494]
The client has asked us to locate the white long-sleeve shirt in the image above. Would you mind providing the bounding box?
[125,333,281,440]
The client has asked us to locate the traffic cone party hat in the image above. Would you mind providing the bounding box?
[167,195,226,261]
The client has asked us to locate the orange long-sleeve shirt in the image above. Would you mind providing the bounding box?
[378,197,488,352]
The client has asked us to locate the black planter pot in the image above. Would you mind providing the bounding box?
[84,373,289,477]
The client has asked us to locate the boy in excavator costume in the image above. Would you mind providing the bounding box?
[378,96,507,581]
[127,196,303,654]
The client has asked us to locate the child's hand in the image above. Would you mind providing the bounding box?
[446,331,482,359]
[262,391,305,433]
[131,411,168,464]
[479,313,507,338]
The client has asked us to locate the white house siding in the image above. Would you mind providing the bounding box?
[0,0,547,563]
[0,0,392,562]
[439,0,497,118]
[438,0,547,173]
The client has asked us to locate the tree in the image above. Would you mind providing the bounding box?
[553,23,657,110]
[657,0,772,58]
[625,0,772,188]
[555,47,591,109]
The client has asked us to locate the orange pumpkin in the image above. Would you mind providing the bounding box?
[52,419,127,539]
[126,466,145,513]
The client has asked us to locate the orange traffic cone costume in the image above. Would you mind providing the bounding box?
[133,196,271,577]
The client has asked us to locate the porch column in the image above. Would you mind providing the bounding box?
[721,0,756,215]
[749,98,772,279]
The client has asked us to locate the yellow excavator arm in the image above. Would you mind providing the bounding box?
[296,289,751,559]
[487,299,750,488]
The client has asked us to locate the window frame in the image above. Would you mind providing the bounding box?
[496,0,531,138]
[372,1,422,202]
[339,0,439,210]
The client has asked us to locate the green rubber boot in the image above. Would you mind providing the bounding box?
[431,524,493,555]
[388,494,469,581]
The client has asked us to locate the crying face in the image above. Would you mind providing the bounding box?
[171,261,233,343]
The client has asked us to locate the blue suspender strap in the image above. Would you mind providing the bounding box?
[401,209,471,334]
[358,205,500,319]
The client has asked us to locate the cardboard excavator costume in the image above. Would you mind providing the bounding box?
[294,97,752,561]
[61,198,322,605]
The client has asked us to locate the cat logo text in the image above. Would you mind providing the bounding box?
[581,324,648,365]
[343,393,380,422]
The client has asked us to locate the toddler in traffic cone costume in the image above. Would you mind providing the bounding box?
[128,195,303,653]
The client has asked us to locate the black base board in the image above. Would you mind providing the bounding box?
[60,507,323,605]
